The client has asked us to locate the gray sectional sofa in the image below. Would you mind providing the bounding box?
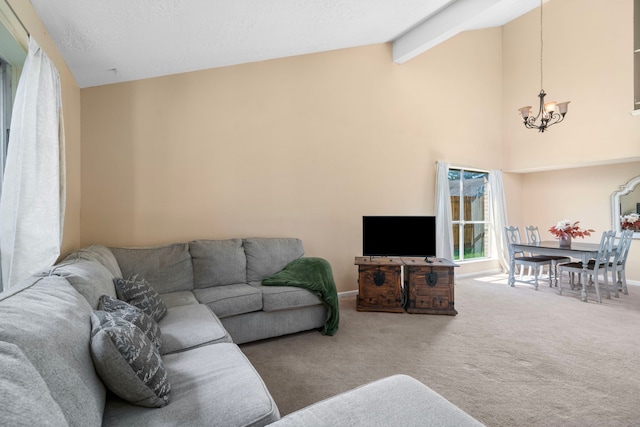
[0,237,484,426]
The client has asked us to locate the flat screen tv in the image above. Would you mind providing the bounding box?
[362,216,436,258]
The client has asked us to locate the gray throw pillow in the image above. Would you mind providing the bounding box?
[98,295,162,350]
[113,274,168,322]
[90,311,171,408]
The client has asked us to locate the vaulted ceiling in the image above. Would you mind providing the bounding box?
[30,0,541,88]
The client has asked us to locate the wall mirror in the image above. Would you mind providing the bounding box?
[611,175,640,238]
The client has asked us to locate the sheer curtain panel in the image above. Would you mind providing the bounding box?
[435,161,454,260]
[0,37,65,291]
[488,170,509,271]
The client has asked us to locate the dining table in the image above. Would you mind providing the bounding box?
[508,240,608,302]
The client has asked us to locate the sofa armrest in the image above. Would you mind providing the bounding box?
[267,374,484,427]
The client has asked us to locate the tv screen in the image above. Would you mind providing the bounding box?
[362,216,436,257]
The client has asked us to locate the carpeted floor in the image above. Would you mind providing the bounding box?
[240,275,640,426]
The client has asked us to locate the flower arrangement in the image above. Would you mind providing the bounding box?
[548,219,594,239]
[621,213,640,231]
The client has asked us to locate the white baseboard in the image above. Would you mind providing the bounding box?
[456,268,504,279]
[338,290,358,298]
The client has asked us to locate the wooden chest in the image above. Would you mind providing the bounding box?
[354,257,404,313]
[404,258,458,315]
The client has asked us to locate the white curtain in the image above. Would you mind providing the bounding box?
[489,170,509,271]
[435,161,454,260]
[0,37,65,290]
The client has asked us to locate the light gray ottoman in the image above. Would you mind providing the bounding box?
[268,374,484,427]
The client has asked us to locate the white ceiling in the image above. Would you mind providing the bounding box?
[29,0,541,88]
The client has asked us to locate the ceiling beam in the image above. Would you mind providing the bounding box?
[392,0,540,64]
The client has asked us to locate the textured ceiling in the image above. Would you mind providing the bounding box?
[29,0,541,88]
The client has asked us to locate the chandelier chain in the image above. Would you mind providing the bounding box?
[517,0,569,132]
[539,0,543,90]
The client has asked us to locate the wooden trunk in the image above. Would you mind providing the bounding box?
[354,257,404,312]
[404,258,458,315]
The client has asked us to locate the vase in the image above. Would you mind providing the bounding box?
[559,236,571,248]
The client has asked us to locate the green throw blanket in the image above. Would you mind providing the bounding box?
[262,257,339,336]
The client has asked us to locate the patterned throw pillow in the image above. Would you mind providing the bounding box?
[98,295,162,350]
[90,311,171,408]
[113,274,167,322]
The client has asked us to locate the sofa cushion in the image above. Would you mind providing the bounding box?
[193,284,262,319]
[103,343,280,427]
[0,341,68,427]
[220,305,327,345]
[249,282,322,312]
[0,276,106,426]
[69,245,123,278]
[161,290,199,308]
[267,374,485,427]
[48,256,117,309]
[90,311,171,408]
[98,295,162,350]
[110,243,194,293]
[243,238,304,282]
[158,304,232,354]
[114,274,168,322]
[190,239,247,287]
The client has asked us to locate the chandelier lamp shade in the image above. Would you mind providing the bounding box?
[518,0,570,133]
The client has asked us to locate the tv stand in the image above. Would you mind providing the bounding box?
[354,257,458,315]
[354,257,404,313]
[403,257,458,315]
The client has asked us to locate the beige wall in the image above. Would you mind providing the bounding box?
[502,0,640,171]
[502,0,640,284]
[23,0,634,291]
[7,0,81,256]
[81,29,504,292]
[518,162,640,282]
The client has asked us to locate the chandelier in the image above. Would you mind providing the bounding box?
[518,0,570,132]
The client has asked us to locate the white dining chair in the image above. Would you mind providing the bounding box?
[557,230,616,303]
[608,229,633,297]
[579,229,632,298]
[504,226,554,290]
[524,225,571,286]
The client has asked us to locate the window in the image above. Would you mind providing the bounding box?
[0,58,13,189]
[0,57,14,292]
[0,0,27,199]
[0,1,27,292]
[448,168,490,261]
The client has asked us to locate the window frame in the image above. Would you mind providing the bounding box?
[448,166,491,262]
[0,59,12,188]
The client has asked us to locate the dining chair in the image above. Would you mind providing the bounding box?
[581,229,633,298]
[524,225,571,286]
[504,226,554,290]
[607,229,633,297]
[557,230,616,303]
